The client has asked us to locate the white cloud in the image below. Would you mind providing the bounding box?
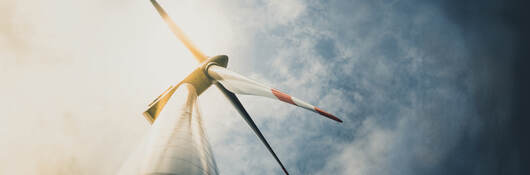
[326,117,396,175]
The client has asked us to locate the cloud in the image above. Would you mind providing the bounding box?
[205,0,519,174]
[0,1,31,61]
[317,117,396,175]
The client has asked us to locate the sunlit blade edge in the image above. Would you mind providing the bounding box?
[150,0,208,63]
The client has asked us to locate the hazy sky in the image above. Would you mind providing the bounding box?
[1,0,529,174]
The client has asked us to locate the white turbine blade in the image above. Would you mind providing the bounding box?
[207,65,342,123]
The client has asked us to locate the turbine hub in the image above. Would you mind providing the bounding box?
[182,55,229,95]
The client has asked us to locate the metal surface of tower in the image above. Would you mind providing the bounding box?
[119,83,218,175]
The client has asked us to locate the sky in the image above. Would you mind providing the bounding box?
[1,0,529,174]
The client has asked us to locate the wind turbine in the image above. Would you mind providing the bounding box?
[127,1,343,174]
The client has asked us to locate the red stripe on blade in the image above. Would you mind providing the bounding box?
[271,89,296,105]
[314,107,343,123]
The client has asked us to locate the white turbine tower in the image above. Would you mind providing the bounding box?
[119,1,342,174]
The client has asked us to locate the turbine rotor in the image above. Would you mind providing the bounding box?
[146,1,343,174]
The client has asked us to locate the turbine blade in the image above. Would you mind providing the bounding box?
[215,83,289,175]
[150,0,208,63]
[208,65,343,123]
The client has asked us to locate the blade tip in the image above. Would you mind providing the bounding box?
[315,107,343,123]
[282,167,289,175]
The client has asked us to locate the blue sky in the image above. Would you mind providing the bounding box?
[207,1,481,174]
[1,0,528,174]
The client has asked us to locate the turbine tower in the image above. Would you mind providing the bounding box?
[119,1,342,174]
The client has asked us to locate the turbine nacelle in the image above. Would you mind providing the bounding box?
[143,55,228,123]
[182,55,229,95]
